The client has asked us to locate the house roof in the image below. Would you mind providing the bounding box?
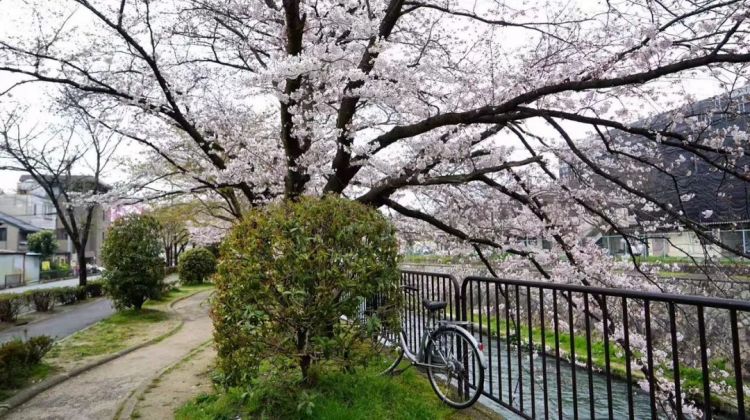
[565,86,750,228]
[0,212,44,232]
[19,174,111,193]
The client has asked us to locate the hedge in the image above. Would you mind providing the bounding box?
[0,281,107,322]
[0,294,24,322]
[0,336,54,389]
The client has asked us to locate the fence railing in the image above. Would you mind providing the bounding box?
[399,271,750,419]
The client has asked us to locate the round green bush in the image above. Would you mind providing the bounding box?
[212,196,400,385]
[178,247,217,285]
[101,215,165,311]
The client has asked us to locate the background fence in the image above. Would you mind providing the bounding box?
[399,271,750,419]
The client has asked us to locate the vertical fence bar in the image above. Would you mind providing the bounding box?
[622,297,634,420]
[495,286,503,404]
[526,286,536,418]
[486,282,494,396]
[668,302,683,418]
[567,292,578,420]
[584,293,595,420]
[475,281,482,389]
[645,300,657,420]
[515,285,524,411]
[697,306,712,420]
[539,288,549,420]
[730,309,746,420]
[553,290,563,419]
[602,296,613,419]
[505,283,513,406]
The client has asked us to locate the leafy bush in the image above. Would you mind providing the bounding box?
[40,269,74,281]
[178,248,217,285]
[25,290,55,312]
[0,336,54,389]
[102,215,165,310]
[27,230,58,262]
[24,336,54,364]
[165,266,178,276]
[75,286,89,302]
[86,282,104,298]
[0,294,24,322]
[212,196,400,385]
[54,287,79,305]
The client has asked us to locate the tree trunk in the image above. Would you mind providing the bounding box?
[297,328,311,381]
[77,251,88,286]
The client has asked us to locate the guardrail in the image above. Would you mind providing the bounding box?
[398,271,750,419]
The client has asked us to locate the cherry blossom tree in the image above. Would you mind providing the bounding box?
[1,1,749,414]
[0,108,121,286]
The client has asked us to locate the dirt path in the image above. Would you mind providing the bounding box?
[5,290,213,420]
[131,343,216,419]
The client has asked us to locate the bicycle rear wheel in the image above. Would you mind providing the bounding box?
[425,326,484,409]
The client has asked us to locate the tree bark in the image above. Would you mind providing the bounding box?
[77,250,88,286]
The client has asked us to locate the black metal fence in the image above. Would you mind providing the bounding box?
[399,271,750,419]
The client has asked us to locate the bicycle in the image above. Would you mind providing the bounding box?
[372,284,486,409]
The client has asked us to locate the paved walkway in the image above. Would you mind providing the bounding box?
[0,298,115,344]
[6,290,212,420]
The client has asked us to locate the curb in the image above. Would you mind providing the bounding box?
[0,288,211,417]
[115,339,213,420]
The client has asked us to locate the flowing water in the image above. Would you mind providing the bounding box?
[475,336,654,419]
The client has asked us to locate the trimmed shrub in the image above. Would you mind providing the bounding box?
[25,336,54,364]
[75,286,88,302]
[177,248,217,285]
[40,269,74,281]
[0,294,24,322]
[165,266,178,276]
[85,282,104,298]
[102,215,165,310]
[25,290,55,312]
[0,336,54,388]
[54,287,79,305]
[212,196,400,385]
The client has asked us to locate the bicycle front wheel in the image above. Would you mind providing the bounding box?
[425,327,484,409]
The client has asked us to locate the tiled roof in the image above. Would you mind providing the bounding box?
[0,212,44,232]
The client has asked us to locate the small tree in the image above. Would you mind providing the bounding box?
[27,231,57,262]
[212,196,400,385]
[101,215,164,311]
[177,247,216,285]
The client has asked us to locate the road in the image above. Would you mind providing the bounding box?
[0,298,115,344]
[1,275,102,294]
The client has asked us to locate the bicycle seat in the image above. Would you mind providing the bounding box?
[422,299,447,312]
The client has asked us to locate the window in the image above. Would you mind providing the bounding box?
[56,229,68,240]
[0,228,6,241]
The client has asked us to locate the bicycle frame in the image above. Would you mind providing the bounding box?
[395,322,487,371]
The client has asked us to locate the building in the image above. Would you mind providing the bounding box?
[0,211,43,252]
[567,86,750,260]
[0,175,111,266]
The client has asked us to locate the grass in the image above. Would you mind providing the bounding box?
[47,283,213,364]
[469,313,639,380]
[0,363,58,401]
[175,364,463,420]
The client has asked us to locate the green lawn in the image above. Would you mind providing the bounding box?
[47,283,213,364]
[0,362,58,401]
[176,364,463,420]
